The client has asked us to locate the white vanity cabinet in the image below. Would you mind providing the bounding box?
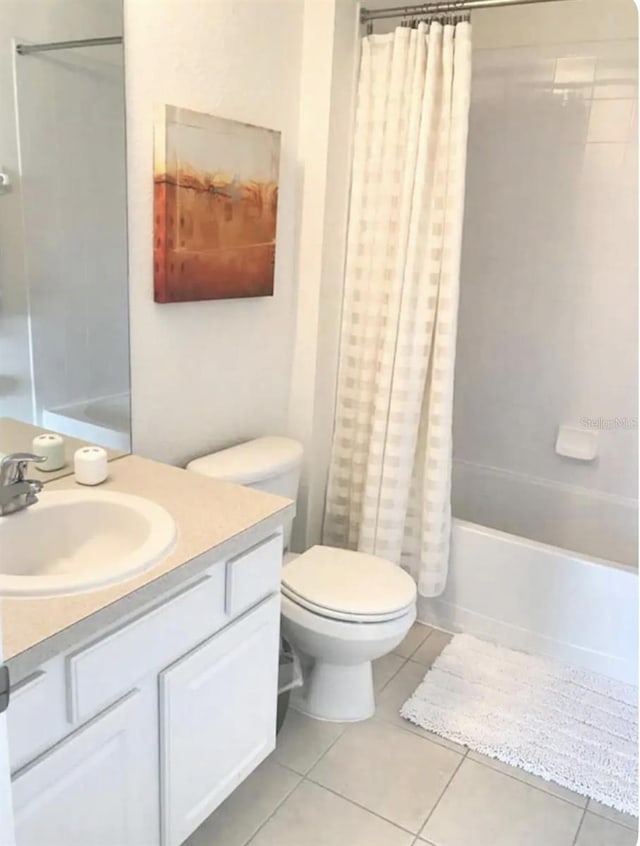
[7,531,283,846]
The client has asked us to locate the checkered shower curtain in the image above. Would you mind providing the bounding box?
[323,21,472,597]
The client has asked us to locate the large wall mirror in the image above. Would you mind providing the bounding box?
[0,0,130,463]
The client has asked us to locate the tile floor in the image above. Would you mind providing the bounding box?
[185,623,639,846]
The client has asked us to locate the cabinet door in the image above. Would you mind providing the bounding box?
[12,686,158,846]
[160,594,280,846]
[0,632,15,846]
[0,708,13,846]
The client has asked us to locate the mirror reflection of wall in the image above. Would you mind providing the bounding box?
[0,0,130,453]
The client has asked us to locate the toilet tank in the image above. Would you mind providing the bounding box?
[186,437,303,549]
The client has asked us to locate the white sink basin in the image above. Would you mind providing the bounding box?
[0,490,177,597]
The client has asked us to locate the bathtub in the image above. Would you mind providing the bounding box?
[42,393,130,451]
[418,518,638,685]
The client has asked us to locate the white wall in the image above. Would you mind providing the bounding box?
[287,0,359,550]
[452,0,638,563]
[124,0,304,467]
[0,0,128,423]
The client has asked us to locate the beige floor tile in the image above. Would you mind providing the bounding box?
[466,751,588,808]
[375,660,466,753]
[410,629,452,666]
[421,758,584,846]
[308,719,462,833]
[575,812,638,846]
[393,623,433,658]
[272,707,346,774]
[373,652,406,691]
[587,799,638,831]
[184,759,300,846]
[249,780,414,846]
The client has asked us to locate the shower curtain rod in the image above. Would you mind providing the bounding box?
[15,36,122,56]
[360,0,564,23]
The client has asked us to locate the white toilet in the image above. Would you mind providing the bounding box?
[187,437,417,722]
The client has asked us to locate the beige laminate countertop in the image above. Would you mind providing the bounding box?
[0,417,126,482]
[2,454,293,682]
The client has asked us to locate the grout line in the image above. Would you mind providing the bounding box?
[408,629,434,660]
[571,807,588,846]
[303,774,419,837]
[243,771,304,846]
[417,751,467,838]
[373,714,467,756]
[464,754,592,813]
[405,655,445,670]
[585,801,639,831]
[378,655,409,693]
[391,626,434,662]
[273,756,304,777]
[301,720,350,777]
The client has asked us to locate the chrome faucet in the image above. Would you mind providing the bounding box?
[0,453,46,516]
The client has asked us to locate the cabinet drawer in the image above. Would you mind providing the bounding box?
[67,565,227,723]
[225,533,282,617]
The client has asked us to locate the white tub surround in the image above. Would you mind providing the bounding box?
[453,34,638,568]
[3,454,293,846]
[419,519,638,686]
[452,458,638,568]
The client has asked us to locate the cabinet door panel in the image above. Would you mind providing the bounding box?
[160,595,280,846]
[12,687,158,846]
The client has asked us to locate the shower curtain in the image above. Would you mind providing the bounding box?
[323,21,472,597]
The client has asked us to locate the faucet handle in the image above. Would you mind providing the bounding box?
[0,452,47,484]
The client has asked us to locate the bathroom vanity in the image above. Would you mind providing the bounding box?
[0,455,293,846]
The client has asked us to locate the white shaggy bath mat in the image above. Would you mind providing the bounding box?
[401,634,638,816]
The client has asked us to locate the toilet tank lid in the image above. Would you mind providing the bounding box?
[186,436,303,484]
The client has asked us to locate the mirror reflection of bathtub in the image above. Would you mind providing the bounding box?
[42,393,130,451]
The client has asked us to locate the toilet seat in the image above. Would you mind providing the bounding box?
[281,545,416,624]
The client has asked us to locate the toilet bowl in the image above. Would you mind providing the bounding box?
[186,437,417,722]
[280,545,416,721]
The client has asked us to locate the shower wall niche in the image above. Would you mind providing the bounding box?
[453,8,638,565]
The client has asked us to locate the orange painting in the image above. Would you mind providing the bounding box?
[153,105,281,303]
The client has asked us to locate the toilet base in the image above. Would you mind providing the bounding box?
[291,660,375,722]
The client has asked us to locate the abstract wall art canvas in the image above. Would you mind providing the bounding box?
[153,105,281,303]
